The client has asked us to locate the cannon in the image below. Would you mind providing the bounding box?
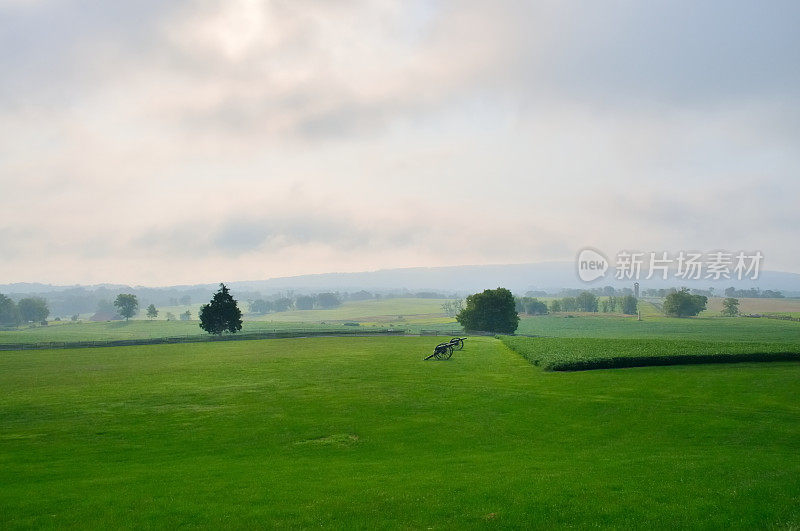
[425,337,467,360]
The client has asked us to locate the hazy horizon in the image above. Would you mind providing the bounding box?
[2,1,799,285]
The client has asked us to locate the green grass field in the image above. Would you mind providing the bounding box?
[0,319,389,345]
[1,336,798,528]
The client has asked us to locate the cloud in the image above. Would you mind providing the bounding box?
[0,1,799,284]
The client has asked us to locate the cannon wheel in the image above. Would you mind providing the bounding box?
[433,343,453,360]
[451,338,464,350]
[438,344,453,360]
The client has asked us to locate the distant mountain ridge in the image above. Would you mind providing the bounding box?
[4,262,799,296]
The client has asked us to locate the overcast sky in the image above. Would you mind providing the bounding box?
[1,0,799,286]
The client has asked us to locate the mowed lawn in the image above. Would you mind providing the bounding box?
[1,337,798,528]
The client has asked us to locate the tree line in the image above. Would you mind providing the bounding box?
[517,293,638,316]
[248,292,343,314]
[0,294,50,327]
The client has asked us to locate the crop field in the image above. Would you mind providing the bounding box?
[703,297,800,317]
[1,336,798,528]
[516,313,800,341]
[501,336,800,371]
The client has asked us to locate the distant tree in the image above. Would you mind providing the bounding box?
[199,283,242,335]
[561,297,578,312]
[722,298,740,317]
[0,294,20,327]
[549,299,562,313]
[576,292,598,312]
[724,287,736,297]
[165,312,176,321]
[18,297,50,323]
[179,295,191,305]
[316,292,341,309]
[273,298,293,312]
[620,295,638,315]
[295,295,315,310]
[525,290,548,297]
[522,298,548,315]
[456,287,519,333]
[663,288,707,317]
[113,294,138,320]
[71,314,79,322]
[180,310,191,321]
[350,290,373,301]
[249,299,273,314]
[442,299,464,317]
[146,304,159,319]
[601,299,609,313]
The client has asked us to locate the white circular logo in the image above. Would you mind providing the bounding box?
[576,248,609,282]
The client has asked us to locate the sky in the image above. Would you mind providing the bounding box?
[1,0,799,286]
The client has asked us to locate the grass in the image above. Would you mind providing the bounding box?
[244,297,453,323]
[0,336,798,528]
[501,336,800,371]
[0,320,398,345]
[517,313,800,341]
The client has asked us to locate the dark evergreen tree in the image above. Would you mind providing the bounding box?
[199,284,243,335]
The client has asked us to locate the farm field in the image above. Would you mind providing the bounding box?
[703,297,800,317]
[1,336,798,528]
[0,298,461,346]
[516,313,800,342]
[502,336,800,371]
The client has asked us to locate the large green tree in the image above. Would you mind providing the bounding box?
[199,284,242,335]
[663,288,707,317]
[18,297,49,323]
[456,287,519,333]
[113,294,139,320]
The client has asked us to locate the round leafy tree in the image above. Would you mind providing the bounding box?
[456,287,519,333]
[199,283,242,335]
[663,288,707,317]
[113,294,138,321]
